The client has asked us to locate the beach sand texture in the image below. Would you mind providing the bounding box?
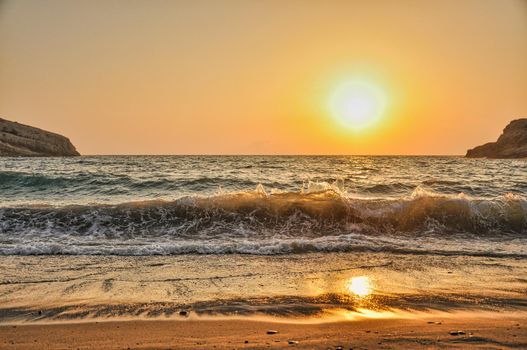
[1,316,526,349]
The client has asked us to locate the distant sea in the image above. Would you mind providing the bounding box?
[0,156,526,321]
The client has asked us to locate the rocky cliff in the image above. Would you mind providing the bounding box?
[0,118,80,156]
[466,118,527,158]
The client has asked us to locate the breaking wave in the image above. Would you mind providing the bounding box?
[0,185,526,256]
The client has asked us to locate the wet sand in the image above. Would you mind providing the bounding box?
[2,253,526,320]
[1,315,526,350]
[1,254,526,349]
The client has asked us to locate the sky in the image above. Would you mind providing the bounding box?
[1,0,526,155]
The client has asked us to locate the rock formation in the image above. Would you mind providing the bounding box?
[466,118,527,158]
[0,117,80,156]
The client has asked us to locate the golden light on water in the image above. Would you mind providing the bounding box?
[329,80,387,131]
[346,276,372,297]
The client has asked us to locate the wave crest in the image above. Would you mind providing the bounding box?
[1,186,525,238]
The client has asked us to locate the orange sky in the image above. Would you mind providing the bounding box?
[1,0,526,155]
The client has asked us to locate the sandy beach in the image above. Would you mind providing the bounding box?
[1,314,526,349]
[1,253,526,349]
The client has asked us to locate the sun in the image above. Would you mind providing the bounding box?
[329,80,387,131]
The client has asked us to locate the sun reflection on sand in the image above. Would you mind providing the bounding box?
[346,276,372,297]
[340,308,398,321]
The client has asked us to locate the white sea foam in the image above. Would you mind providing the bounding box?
[0,185,525,256]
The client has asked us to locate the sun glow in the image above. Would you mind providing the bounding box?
[346,276,372,297]
[329,80,387,131]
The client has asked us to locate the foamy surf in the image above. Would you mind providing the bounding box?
[0,186,525,256]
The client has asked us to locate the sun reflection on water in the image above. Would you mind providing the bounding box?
[346,276,372,297]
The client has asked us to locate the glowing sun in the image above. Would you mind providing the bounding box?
[329,80,387,131]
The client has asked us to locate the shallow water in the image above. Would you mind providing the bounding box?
[0,156,526,322]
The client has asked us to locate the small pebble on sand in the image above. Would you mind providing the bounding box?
[266,330,278,335]
[449,330,466,336]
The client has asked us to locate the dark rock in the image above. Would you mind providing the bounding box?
[466,118,527,158]
[179,310,188,316]
[266,330,278,335]
[288,340,298,345]
[0,117,79,156]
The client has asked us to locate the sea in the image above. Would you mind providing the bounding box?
[0,156,526,322]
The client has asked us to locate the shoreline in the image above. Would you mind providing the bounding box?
[1,308,526,325]
[1,313,525,349]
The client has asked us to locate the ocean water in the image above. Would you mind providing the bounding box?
[0,156,526,322]
[0,156,526,256]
